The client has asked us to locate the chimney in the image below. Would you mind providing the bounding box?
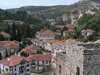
[18,52,21,57]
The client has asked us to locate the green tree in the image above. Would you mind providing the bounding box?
[11,24,16,40]
[0,34,5,41]
[43,27,48,31]
[16,29,21,42]
[88,23,97,31]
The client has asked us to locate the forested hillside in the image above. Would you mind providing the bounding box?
[7,0,100,25]
[76,10,100,41]
[0,9,46,41]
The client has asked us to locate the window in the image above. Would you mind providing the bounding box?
[42,61,44,64]
[15,68,16,71]
[59,65,62,73]
[27,64,29,67]
[46,61,48,64]
[76,67,80,75]
[27,69,29,72]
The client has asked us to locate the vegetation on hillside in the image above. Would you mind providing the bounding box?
[76,10,100,41]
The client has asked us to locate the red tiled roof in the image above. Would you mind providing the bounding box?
[39,29,55,35]
[3,20,14,22]
[14,21,24,23]
[20,48,37,54]
[27,54,52,61]
[63,29,75,33]
[9,43,19,49]
[66,24,74,29]
[36,31,40,35]
[56,25,64,28]
[84,29,95,33]
[0,55,31,66]
[0,45,6,49]
[0,41,13,45]
[53,39,79,45]
[0,31,11,38]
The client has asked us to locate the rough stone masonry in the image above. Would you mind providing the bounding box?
[56,40,100,75]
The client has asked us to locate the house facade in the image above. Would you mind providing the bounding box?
[82,29,95,37]
[3,20,24,27]
[14,21,24,25]
[0,53,31,75]
[35,30,56,40]
[0,41,19,58]
[0,31,11,40]
[63,29,75,36]
[27,54,52,72]
[45,40,59,52]
[20,45,37,56]
[56,24,75,35]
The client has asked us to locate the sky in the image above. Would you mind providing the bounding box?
[0,0,80,9]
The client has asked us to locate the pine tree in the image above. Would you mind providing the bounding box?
[16,29,21,42]
[11,23,16,40]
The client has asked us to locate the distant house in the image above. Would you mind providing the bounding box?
[0,41,19,58]
[56,24,75,35]
[27,54,52,72]
[0,53,31,75]
[3,20,14,27]
[0,31,11,40]
[45,40,59,52]
[32,39,48,48]
[20,45,37,56]
[66,24,74,29]
[82,29,95,37]
[14,21,24,25]
[52,39,80,56]
[63,29,75,36]
[35,29,56,40]
[56,25,64,31]
[3,20,24,27]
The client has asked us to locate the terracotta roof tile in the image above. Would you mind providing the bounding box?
[14,21,24,23]
[27,54,52,61]
[56,25,64,28]
[84,29,95,33]
[63,29,75,33]
[37,29,55,35]
[0,31,11,38]
[3,20,14,22]
[20,48,37,54]
[0,55,31,67]
[66,24,74,29]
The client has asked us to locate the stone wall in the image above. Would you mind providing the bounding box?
[65,40,84,75]
[83,50,100,75]
[56,53,66,75]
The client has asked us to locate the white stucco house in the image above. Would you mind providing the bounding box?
[45,40,59,52]
[82,29,95,37]
[3,20,24,27]
[0,53,31,75]
[0,41,19,59]
[51,39,80,56]
[35,29,56,40]
[27,54,52,71]
[14,21,24,25]
[3,20,14,27]
[63,29,75,37]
